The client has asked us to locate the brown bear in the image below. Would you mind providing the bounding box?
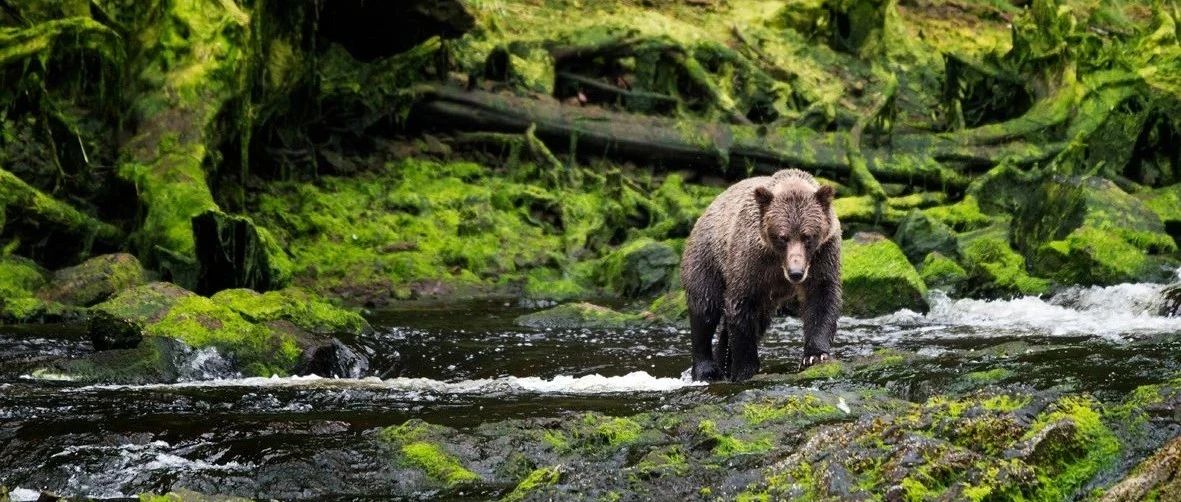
[681,169,841,382]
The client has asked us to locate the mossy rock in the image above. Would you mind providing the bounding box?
[0,297,84,324]
[958,224,1049,298]
[894,210,959,264]
[37,253,147,307]
[88,282,196,350]
[138,489,254,502]
[380,419,481,488]
[840,233,928,317]
[516,302,645,329]
[0,255,48,299]
[209,287,370,336]
[599,238,680,299]
[1014,176,1175,285]
[643,290,688,327]
[84,282,366,379]
[918,252,968,295]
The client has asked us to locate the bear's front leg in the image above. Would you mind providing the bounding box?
[800,275,840,370]
[690,309,725,381]
[725,298,761,382]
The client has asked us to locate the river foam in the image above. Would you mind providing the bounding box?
[875,283,1181,340]
[61,370,703,395]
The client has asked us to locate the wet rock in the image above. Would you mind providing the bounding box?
[1014,176,1176,285]
[37,253,146,306]
[209,287,370,335]
[1102,435,1181,501]
[894,210,958,264]
[1162,282,1181,317]
[840,232,928,317]
[600,238,680,299]
[516,302,645,329]
[294,338,370,378]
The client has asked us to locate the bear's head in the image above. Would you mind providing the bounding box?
[753,181,835,284]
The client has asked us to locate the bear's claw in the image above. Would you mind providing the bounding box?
[798,352,830,371]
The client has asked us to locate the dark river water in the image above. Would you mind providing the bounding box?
[2,283,1181,499]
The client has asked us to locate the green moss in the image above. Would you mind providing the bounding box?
[698,419,773,457]
[516,302,644,329]
[922,196,994,232]
[381,420,480,487]
[742,394,841,425]
[1022,396,1120,500]
[644,290,688,325]
[0,255,46,298]
[964,368,1014,384]
[583,415,643,448]
[958,225,1049,297]
[841,234,928,317]
[631,445,689,479]
[210,287,369,335]
[502,466,561,502]
[400,442,480,487]
[522,268,591,302]
[38,253,147,307]
[794,360,846,380]
[598,237,679,298]
[146,295,301,377]
[918,252,968,293]
[1035,226,1151,285]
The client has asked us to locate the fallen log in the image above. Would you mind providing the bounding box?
[410,85,1068,189]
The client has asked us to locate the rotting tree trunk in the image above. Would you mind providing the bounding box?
[0,167,121,264]
[411,84,1069,189]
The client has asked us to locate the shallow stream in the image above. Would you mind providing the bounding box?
[2,283,1181,499]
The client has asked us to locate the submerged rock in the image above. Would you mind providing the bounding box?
[37,253,147,307]
[516,302,645,329]
[840,232,928,317]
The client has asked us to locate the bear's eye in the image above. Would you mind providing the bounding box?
[774,234,789,246]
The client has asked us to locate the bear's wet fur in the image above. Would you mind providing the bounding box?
[681,169,842,382]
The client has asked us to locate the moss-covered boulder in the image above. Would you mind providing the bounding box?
[1136,182,1181,247]
[599,238,680,299]
[37,253,147,306]
[209,288,370,335]
[0,255,84,323]
[516,302,645,329]
[894,210,959,263]
[1014,176,1176,285]
[919,251,969,294]
[643,290,688,327]
[841,233,928,317]
[75,282,370,381]
[0,255,47,298]
[958,224,1050,298]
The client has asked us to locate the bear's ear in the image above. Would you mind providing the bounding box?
[814,185,835,209]
[753,186,774,211]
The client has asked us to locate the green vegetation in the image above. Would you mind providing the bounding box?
[503,466,561,502]
[841,234,928,316]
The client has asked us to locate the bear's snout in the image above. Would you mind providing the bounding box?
[785,243,808,283]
